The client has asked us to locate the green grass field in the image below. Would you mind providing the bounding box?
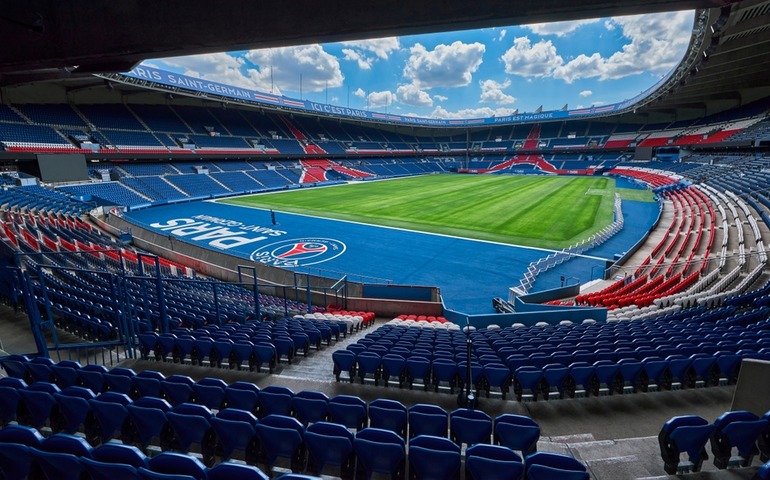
[220,174,627,249]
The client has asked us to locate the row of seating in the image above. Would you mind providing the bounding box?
[0,421,588,480]
[659,410,770,474]
[136,315,369,371]
[0,367,542,448]
[333,321,765,399]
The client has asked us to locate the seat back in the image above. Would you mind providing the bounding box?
[354,428,405,479]
[465,443,524,480]
[291,390,329,426]
[449,408,492,446]
[304,421,355,477]
[408,404,448,438]
[494,414,540,457]
[408,435,461,480]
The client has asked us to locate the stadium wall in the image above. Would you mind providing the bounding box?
[98,212,443,315]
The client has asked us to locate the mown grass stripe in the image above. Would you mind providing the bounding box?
[219,174,616,249]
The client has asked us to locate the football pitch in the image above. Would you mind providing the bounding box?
[220,174,623,250]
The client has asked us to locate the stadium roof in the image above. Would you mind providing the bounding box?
[1,0,768,124]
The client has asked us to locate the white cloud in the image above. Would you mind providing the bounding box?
[340,37,400,59]
[501,37,563,78]
[404,41,486,89]
[498,29,507,41]
[396,84,433,107]
[342,48,373,70]
[160,53,275,92]
[353,88,367,99]
[367,90,395,108]
[580,90,593,97]
[433,94,448,102]
[244,45,344,93]
[431,105,518,119]
[553,11,695,83]
[479,79,516,105]
[525,19,600,37]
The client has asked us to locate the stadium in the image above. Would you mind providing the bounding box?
[1,0,770,479]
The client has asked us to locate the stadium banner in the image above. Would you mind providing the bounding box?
[118,64,663,127]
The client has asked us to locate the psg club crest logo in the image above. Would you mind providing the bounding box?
[250,238,346,267]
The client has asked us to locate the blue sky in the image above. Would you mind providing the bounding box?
[148,10,695,119]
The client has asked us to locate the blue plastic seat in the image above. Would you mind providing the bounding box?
[465,443,524,480]
[617,358,644,393]
[494,414,540,457]
[305,421,355,479]
[191,336,214,366]
[0,376,27,426]
[25,357,56,383]
[130,370,165,399]
[408,434,462,480]
[208,408,259,463]
[162,403,213,455]
[541,363,569,399]
[456,361,484,399]
[406,355,431,391]
[52,385,96,434]
[328,394,368,431]
[191,377,227,410]
[231,340,256,370]
[430,357,458,393]
[141,452,207,480]
[160,375,195,406]
[254,414,305,475]
[85,391,133,445]
[565,362,593,398]
[482,362,512,399]
[17,381,61,429]
[172,335,195,364]
[514,366,543,401]
[274,336,296,364]
[710,410,769,468]
[0,354,31,379]
[104,367,137,395]
[715,351,742,384]
[224,381,260,413]
[258,385,294,417]
[210,338,234,369]
[253,343,277,373]
[357,351,382,385]
[658,415,714,474]
[124,396,173,451]
[50,360,82,389]
[666,355,694,388]
[450,408,492,447]
[31,433,94,480]
[593,360,622,395]
[354,428,406,480]
[290,333,310,357]
[381,353,407,388]
[208,462,269,480]
[640,357,671,391]
[0,424,45,480]
[137,332,160,360]
[77,364,108,393]
[689,354,718,387]
[524,451,589,480]
[409,403,448,438]
[369,399,408,439]
[81,443,149,480]
[333,350,357,383]
[291,390,329,426]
